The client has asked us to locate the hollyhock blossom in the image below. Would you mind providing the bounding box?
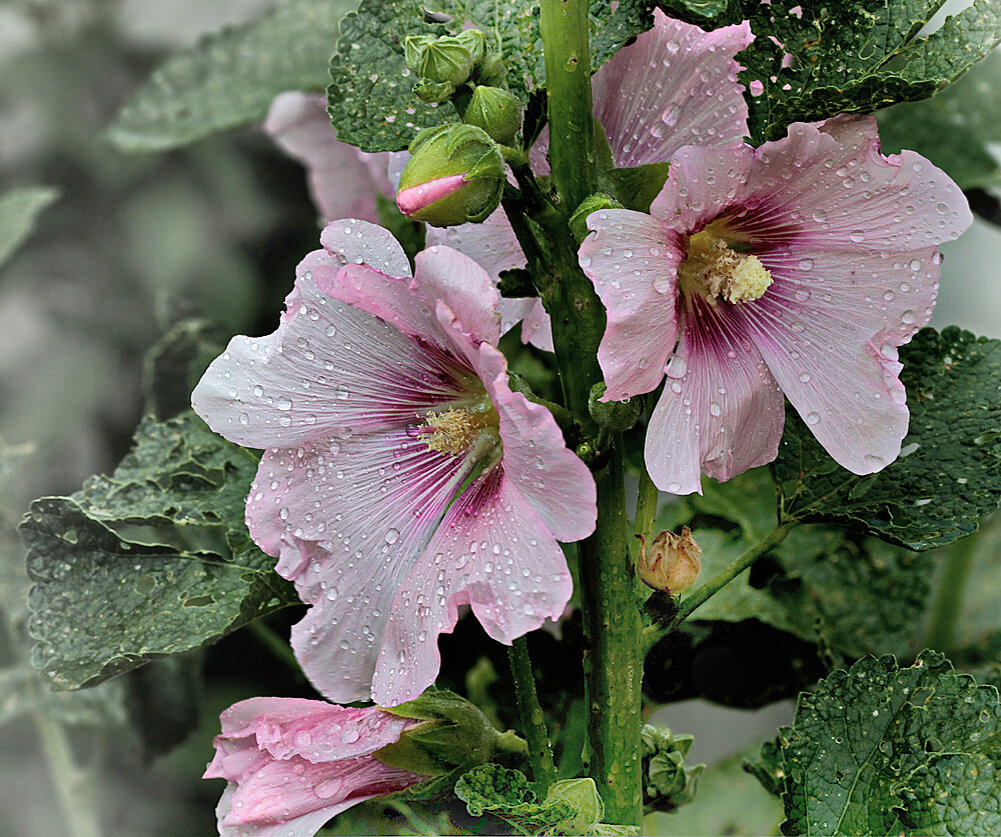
[192,220,596,705]
[204,697,425,837]
[429,8,755,347]
[580,116,973,494]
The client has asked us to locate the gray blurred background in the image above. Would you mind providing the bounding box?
[1,1,998,835]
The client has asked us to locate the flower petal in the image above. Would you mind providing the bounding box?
[579,209,684,399]
[250,428,474,703]
[264,93,391,224]
[371,468,574,705]
[414,246,502,347]
[318,218,412,278]
[646,297,785,494]
[593,10,753,168]
[192,273,471,449]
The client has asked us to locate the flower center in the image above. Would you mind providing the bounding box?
[418,404,502,463]
[678,227,772,305]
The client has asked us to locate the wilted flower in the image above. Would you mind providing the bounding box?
[192,220,596,705]
[637,526,701,594]
[204,698,425,837]
[580,116,973,493]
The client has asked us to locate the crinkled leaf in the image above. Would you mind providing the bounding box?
[108,0,358,152]
[878,48,1001,190]
[327,0,653,151]
[455,764,609,835]
[21,411,297,690]
[772,327,1001,550]
[774,651,1001,836]
[0,187,58,270]
[734,0,1001,143]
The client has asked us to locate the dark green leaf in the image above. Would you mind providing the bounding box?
[327,0,653,152]
[21,412,297,690]
[124,652,203,760]
[878,49,1001,190]
[774,651,1001,836]
[0,187,59,270]
[735,0,1001,143]
[108,0,358,152]
[772,327,1001,550]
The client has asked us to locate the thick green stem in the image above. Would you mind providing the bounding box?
[674,524,794,626]
[633,466,660,549]
[507,636,557,792]
[578,442,644,825]
[926,534,979,653]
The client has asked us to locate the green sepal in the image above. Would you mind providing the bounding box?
[588,382,643,432]
[601,161,672,213]
[641,725,704,813]
[570,194,625,243]
[413,78,456,103]
[372,722,453,777]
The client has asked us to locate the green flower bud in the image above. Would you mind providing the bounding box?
[588,381,642,432]
[463,85,522,144]
[641,724,704,813]
[413,77,455,103]
[404,30,486,86]
[374,690,501,775]
[397,123,505,227]
[570,194,624,243]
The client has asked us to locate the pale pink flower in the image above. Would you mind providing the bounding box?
[580,116,973,494]
[204,697,424,837]
[192,220,596,705]
[431,8,755,349]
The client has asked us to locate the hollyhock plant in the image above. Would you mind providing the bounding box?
[580,116,973,494]
[191,219,596,705]
[204,697,426,837]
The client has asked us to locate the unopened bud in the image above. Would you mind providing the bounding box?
[463,85,522,145]
[396,124,505,227]
[637,526,701,595]
[414,77,455,103]
[405,30,486,86]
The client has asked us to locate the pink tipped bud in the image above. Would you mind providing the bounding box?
[637,526,701,595]
[397,173,469,217]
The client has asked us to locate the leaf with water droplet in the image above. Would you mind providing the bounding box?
[772,327,1001,551]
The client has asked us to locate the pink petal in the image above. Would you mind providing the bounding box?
[192,271,471,450]
[414,246,502,347]
[579,209,684,400]
[318,218,412,279]
[264,93,392,224]
[397,173,469,216]
[250,427,475,703]
[646,296,785,494]
[465,339,596,541]
[371,467,574,705]
[592,10,753,168]
[519,300,554,352]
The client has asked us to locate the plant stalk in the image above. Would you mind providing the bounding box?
[507,636,557,793]
[926,534,979,653]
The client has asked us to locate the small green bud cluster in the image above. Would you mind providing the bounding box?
[641,724,704,813]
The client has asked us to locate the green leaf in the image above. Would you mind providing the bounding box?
[735,0,1001,143]
[327,0,653,152]
[878,49,1001,190]
[772,327,1001,551]
[123,652,203,760]
[108,0,358,152]
[773,651,1001,836]
[20,412,297,690]
[454,764,611,835]
[0,187,59,270]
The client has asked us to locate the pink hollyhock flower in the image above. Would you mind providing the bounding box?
[430,8,754,348]
[191,220,596,705]
[204,697,425,837]
[579,116,973,494]
[264,92,397,224]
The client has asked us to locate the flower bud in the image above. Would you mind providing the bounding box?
[463,85,522,144]
[588,381,642,431]
[414,77,455,103]
[404,30,486,86]
[375,690,500,775]
[637,526,701,595]
[396,124,505,227]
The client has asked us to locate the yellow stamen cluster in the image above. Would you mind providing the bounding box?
[679,230,772,305]
[419,408,493,456]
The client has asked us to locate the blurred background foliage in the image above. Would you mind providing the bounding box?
[1,1,999,835]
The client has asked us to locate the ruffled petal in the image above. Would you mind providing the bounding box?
[319,218,412,278]
[738,246,939,473]
[192,272,472,449]
[645,297,785,494]
[250,427,475,703]
[467,339,596,540]
[519,300,554,352]
[413,246,502,347]
[593,10,753,168]
[579,209,684,399]
[371,467,574,705]
[264,93,391,224]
